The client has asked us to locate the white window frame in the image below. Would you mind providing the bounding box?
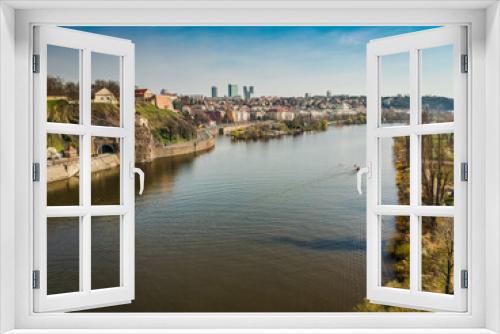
[0,1,499,333]
[32,26,136,312]
[365,26,468,312]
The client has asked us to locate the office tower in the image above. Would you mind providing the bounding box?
[211,86,218,98]
[228,84,238,98]
[326,90,332,98]
[243,86,252,100]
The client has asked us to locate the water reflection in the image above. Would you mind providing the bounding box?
[268,236,365,252]
[136,154,199,198]
[50,125,374,312]
[47,177,80,206]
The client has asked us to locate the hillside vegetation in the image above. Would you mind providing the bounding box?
[47,100,79,124]
[135,103,196,145]
[47,99,121,126]
[47,101,196,155]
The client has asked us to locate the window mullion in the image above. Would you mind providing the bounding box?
[409,48,421,293]
[81,48,92,293]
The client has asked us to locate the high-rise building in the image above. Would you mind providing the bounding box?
[211,86,218,98]
[326,90,332,98]
[249,86,254,94]
[243,86,253,100]
[305,93,310,98]
[228,84,238,98]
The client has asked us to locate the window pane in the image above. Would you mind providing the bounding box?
[421,217,454,294]
[92,216,121,290]
[381,216,410,289]
[91,137,121,205]
[47,217,80,295]
[91,52,120,127]
[421,134,454,206]
[47,133,80,206]
[380,136,410,205]
[380,52,410,127]
[421,45,454,124]
[47,45,80,124]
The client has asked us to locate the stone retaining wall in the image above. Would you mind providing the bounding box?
[47,153,120,183]
[150,135,215,161]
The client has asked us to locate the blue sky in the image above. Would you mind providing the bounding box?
[51,26,452,97]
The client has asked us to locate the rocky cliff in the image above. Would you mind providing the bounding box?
[48,101,212,165]
[135,115,215,163]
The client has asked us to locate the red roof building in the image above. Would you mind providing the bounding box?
[135,88,155,103]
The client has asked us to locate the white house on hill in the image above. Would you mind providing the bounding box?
[94,88,119,104]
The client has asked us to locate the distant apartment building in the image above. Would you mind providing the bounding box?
[338,102,351,111]
[267,106,295,121]
[190,94,204,100]
[206,110,225,123]
[211,86,218,98]
[299,110,324,119]
[94,88,119,104]
[227,106,250,123]
[326,90,332,98]
[250,106,265,120]
[135,88,155,104]
[228,84,238,98]
[155,94,176,110]
[309,110,324,119]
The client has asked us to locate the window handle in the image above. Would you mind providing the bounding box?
[130,163,145,195]
[356,162,371,195]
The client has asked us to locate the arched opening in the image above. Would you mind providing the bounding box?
[99,144,115,154]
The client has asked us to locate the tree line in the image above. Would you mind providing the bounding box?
[47,76,120,100]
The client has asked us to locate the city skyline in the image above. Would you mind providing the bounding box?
[54,26,452,97]
[205,84,344,98]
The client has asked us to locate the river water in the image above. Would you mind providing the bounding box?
[48,124,400,312]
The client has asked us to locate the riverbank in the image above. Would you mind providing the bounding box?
[47,153,120,183]
[148,129,215,161]
[354,133,454,312]
[136,127,215,163]
[48,131,216,183]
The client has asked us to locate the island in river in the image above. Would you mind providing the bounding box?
[229,117,329,141]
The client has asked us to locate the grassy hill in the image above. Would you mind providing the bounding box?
[47,99,121,126]
[47,101,196,155]
[135,103,195,145]
[47,100,79,124]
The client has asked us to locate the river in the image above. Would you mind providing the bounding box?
[47,124,400,312]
